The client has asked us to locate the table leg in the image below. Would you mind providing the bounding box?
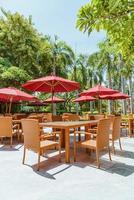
[85,125,91,153]
[65,128,70,163]
[78,127,81,141]
[60,129,65,148]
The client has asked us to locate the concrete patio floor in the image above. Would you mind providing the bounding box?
[0,135,134,200]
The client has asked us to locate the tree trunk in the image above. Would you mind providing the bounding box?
[90,79,93,112]
[128,76,133,113]
[107,70,112,114]
[73,65,77,81]
[119,54,127,114]
[121,76,127,114]
[52,64,56,115]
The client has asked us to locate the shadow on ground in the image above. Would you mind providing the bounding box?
[29,148,134,179]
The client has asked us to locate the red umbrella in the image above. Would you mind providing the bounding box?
[44,96,65,103]
[22,75,80,93]
[0,87,36,113]
[80,84,118,113]
[23,75,80,114]
[73,95,96,102]
[80,84,118,97]
[100,92,129,100]
[0,87,36,101]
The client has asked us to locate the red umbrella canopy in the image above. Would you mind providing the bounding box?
[100,92,129,100]
[22,75,80,93]
[0,87,36,102]
[80,84,118,97]
[44,96,65,103]
[73,95,96,102]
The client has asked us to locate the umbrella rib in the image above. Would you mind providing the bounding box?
[28,80,61,92]
[29,81,47,91]
[58,82,69,92]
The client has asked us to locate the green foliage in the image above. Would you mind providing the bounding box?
[47,35,75,77]
[0,8,51,78]
[0,66,31,87]
[70,54,88,90]
[76,0,134,59]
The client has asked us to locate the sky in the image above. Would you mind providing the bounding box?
[0,0,105,55]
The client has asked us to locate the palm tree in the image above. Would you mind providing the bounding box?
[119,57,134,114]
[87,52,104,113]
[48,35,75,76]
[70,54,88,89]
[87,52,104,86]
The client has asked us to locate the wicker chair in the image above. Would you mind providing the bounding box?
[21,119,61,170]
[74,118,111,168]
[109,116,122,154]
[0,117,13,147]
[127,118,134,137]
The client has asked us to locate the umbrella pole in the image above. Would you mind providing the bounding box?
[52,91,54,115]
[9,97,13,114]
[100,99,102,113]
[114,100,118,114]
[113,100,115,113]
[96,94,100,114]
[98,98,101,114]
[76,90,79,115]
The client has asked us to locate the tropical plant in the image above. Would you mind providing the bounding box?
[47,35,75,77]
[0,8,51,78]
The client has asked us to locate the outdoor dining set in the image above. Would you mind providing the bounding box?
[0,112,133,171]
[0,75,133,171]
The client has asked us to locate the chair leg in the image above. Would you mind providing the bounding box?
[17,125,20,142]
[22,148,26,164]
[78,133,81,141]
[17,133,19,142]
[112,140,115,154]
[125,126,128,137]
[58,144,61,162]
[119,138,122,151]
[1,137,3,144]
[10,137,12,148]
[96,150,100,169]
[37,152,40,171]
[73,133,76,162]
[108,146,112,161]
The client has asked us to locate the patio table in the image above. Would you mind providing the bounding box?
[39,120,98,163]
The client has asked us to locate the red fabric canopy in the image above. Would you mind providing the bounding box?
[80,84,118,97]
[0,87,36,102]
[44,96,65,103]
[22,75,80,93]
[100,92,129,100]
[73,95,96,102]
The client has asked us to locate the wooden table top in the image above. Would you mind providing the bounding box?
[39,120,98,129]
